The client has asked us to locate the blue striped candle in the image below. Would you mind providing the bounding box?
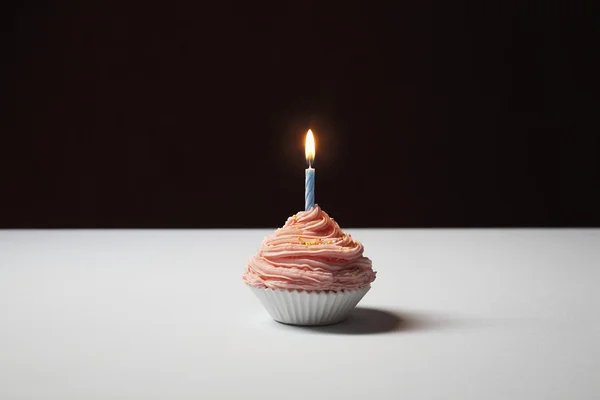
[305,167,315,210]
[305,129,316,210]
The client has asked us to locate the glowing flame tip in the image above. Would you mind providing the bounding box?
[305,129,315,166]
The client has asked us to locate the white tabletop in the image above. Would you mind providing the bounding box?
[0,229,599,400]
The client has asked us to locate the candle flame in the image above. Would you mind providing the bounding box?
[305,129,315,166]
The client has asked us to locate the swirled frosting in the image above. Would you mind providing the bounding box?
[243,205,376,291]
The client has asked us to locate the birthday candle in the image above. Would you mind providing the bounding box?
[305,129,315,210]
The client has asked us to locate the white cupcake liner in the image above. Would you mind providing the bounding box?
[248,285,371,326]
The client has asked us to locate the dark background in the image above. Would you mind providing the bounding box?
[1,1,598,228]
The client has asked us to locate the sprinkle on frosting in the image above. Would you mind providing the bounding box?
[242,205,376,291]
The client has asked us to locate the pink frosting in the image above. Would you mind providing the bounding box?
[243,205,376,291]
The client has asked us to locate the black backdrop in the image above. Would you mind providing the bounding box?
[2,1,598,228]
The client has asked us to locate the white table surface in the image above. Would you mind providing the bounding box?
[1,229,599,400]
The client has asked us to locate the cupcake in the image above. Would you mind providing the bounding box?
[243,205,376,325]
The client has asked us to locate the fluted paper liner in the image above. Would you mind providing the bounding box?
[248,285,371,326]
